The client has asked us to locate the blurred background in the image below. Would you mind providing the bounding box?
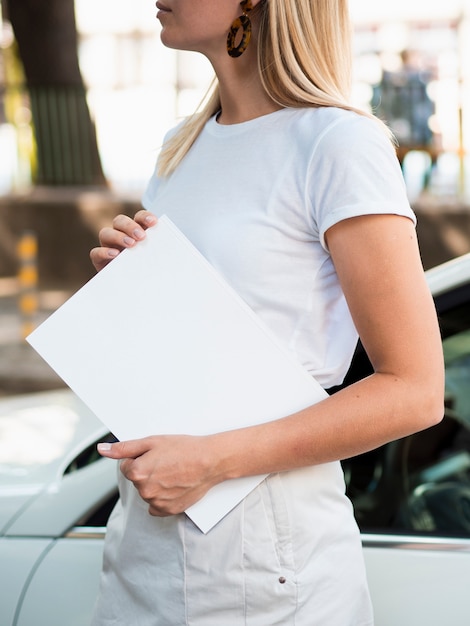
[1,0,470,393]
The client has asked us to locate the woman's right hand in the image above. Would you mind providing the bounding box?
[90,210,158,272]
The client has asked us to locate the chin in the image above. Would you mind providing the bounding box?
[159,33,185,51]
[159,31,210,55]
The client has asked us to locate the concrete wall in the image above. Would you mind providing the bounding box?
[0,189,138,289]
[412,197,470,268]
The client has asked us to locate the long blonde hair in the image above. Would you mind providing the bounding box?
[158,0,376,177]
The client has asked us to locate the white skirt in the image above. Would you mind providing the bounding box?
[91,462,373,625]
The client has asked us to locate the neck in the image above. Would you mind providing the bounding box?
[207,43,282,125]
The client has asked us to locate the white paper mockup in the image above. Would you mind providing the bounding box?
[27,216,328,532]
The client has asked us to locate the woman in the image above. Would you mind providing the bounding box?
[90,1,444,624]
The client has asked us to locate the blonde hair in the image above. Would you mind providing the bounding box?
[158,0,379,177]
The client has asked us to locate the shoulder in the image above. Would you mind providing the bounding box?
[268,107,395,169]
[294,107,394,155]
[161,117,188,144]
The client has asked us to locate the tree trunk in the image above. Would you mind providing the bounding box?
[5,0,107,186]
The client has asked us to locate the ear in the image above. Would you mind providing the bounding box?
[238,0,264,11]
[248,0,265,8]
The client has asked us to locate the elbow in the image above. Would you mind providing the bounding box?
[423,395,445,429]
[384,362,445,436]
[409,376,445,433]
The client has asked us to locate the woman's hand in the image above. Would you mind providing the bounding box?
[97,435,222,516]
[90,210,158,272]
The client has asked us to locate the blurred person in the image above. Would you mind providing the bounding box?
[375,50,435,148]
[89,1,444,624]
[372,48,439,188]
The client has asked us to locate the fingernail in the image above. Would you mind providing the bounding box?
[145,215,157,225]
[108,249,119,258]
[123,236,134,246]
[98,442,113,452]
[133,229,145,240]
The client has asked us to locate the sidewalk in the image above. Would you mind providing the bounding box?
[0,278,70,396]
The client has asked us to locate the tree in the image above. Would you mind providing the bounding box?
[4,0,107,186]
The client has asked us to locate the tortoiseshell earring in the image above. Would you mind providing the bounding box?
[227,0,254,58]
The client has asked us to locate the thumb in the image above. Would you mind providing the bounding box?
[97,438,150,459]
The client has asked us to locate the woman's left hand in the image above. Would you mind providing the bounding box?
[97,435,222,516]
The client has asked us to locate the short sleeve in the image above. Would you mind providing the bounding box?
[306,114,416,251]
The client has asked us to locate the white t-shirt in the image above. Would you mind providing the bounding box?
[143,106,415,388]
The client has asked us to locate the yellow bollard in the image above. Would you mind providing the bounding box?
[17,231,38,338]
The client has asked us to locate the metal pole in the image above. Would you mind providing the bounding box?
[17,230,38,339]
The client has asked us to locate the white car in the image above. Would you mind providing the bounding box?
[0,391,117,626]
[1,253,470,626]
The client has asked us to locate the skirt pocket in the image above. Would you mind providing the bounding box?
[242,474,298,624]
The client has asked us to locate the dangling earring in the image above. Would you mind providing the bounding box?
[227,0,254,58]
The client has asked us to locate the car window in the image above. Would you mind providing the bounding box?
[65,433,119,529]
[64,433,117,474]
[78,491,119,527]
[344,287,470,538]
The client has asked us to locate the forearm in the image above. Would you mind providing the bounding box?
[209,370,444,483]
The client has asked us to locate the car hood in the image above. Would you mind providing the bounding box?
[0,389,109,534]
